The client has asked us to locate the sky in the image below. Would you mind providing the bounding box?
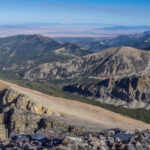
[0,0,150,26]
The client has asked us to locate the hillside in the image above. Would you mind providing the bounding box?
[0,79,149,139]
[0,34,92,77]
[23,46,150,109]
[0,82,150,149]
[24,46,150,81]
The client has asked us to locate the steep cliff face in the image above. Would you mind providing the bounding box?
[63,76,150,109]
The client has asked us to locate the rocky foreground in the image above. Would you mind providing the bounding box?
[0,80,149,149]
[0,128,150,150]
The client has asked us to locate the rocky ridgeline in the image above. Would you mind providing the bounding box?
[0,128,150,149]
[24,46,150,81]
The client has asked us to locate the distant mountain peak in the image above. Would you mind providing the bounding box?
[0,34,92,72]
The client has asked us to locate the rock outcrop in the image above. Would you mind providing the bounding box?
[0,87,87,138]
[0,87,71,138]
[63,76,150,109]
[0,88,51,138]
[0,86,102,138]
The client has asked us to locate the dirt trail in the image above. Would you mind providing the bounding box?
[0,79,150,130]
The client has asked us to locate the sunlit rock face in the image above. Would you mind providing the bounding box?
[0,88,54,138]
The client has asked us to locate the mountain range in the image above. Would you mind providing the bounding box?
[0,33,150,110]
[0,34,91,77]
[56,31,150,52]
[23,46,150,109]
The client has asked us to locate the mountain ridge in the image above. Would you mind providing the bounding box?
[22,45,150,109]
[1,34,150,110]
[24,46,150,81]
[0,34,92,76]
[56,31,150,51]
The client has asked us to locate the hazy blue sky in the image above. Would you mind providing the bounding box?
[0,0,150,26]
